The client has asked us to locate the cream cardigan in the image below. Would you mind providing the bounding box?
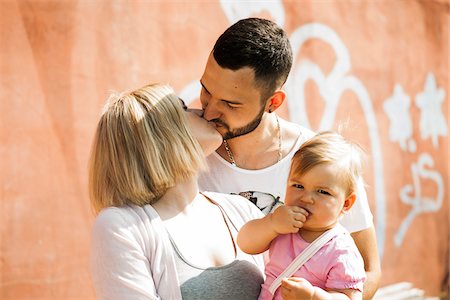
[91,192,265,300]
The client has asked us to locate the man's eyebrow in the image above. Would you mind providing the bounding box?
[199,81,243,105]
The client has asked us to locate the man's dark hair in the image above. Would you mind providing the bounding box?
[213,18,293,101]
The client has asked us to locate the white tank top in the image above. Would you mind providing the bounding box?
[167,203,264,299]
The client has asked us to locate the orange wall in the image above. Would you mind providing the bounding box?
[1,1,448,298]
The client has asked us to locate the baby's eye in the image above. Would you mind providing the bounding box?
[293,184,304,189]
[318,189,331,195]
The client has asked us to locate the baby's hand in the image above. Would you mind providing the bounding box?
[270,205,308,234]
[280,277,315,300]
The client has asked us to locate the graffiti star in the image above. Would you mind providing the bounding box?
[383,84,414,151]
[415,72,447,148]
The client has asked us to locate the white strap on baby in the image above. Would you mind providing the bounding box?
[268,227,338,296]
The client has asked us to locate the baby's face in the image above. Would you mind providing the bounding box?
[285,163,348,231]
[185,109,223,156]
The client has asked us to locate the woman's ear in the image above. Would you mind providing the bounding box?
[266,90,286,113]
[342,193,357,213]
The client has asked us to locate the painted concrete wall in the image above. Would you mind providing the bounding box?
[1,0,448,298]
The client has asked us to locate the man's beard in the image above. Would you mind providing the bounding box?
[211,104,266,140]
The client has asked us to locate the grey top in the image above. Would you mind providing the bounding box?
[167,203,264,300]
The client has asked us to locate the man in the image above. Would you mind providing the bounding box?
[197,18,381,299]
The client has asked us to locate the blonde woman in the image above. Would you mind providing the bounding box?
[89,83,265,300]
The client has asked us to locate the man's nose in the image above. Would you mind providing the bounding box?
[202,100,221,121]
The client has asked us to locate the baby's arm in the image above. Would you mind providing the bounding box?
[280,277,362,300]
[237,205,308,254]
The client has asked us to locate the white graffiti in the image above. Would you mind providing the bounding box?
[394,153,444,246]
[180,0,286,103]
[383,73,447,247]
[383,84,416,152]
[383,72,447,246]
[415,72,447,148]
[285,23,387,258]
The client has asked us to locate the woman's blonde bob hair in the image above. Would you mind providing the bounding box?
[89,83,206,214]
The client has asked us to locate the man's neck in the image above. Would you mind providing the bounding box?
[218,113,281,170]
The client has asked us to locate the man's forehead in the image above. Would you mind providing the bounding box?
[202,55,261,102]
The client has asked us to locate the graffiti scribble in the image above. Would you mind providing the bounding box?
[394,153,444,246]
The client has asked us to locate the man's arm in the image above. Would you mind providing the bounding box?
[351,226,381,300]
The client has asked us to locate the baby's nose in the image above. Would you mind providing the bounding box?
[299,191,314,204]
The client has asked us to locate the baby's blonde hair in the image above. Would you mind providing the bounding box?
[89,83,206,214]
[291,131,364,196]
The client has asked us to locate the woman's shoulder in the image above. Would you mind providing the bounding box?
[94,206,130,228]
[93,205,159,235]
[95,205,144,223]
[92,205,166,255]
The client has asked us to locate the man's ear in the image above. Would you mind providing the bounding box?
[266,90,286,113]
[342,193,357,213]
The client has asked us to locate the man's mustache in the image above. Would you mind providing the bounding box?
[210,118,229,130]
